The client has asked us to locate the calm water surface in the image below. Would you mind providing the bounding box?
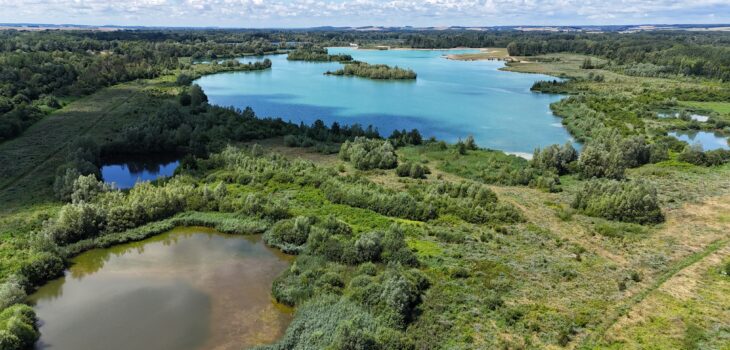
[28,227,292,350]
[669,130,730,151]
[195,48,573,153]
[100,154,180,189]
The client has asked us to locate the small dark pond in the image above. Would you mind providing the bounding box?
[100,154,180,189]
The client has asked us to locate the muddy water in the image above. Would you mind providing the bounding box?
[28,227,293,350]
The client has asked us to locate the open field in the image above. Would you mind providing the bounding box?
[445,47,510,61]
[680,101,730,115]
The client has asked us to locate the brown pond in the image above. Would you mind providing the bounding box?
[28,227,293,350]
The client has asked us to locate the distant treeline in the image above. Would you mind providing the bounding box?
[287,47,353,62]
[504,32,730,81]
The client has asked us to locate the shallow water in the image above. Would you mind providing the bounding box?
[657,112,709,122]
[669,130,730,151]
[28,227,292,350]
[195,48,573,153]
[100,154,180,189]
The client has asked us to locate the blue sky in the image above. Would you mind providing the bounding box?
[1,0,729,27]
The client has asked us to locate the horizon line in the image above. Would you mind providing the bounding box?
[2,22,730,31]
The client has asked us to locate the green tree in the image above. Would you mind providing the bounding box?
[189,84,208,107]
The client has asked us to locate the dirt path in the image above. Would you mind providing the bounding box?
[577,194,730,347]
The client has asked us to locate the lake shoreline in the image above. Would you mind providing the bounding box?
[197,48,573,154]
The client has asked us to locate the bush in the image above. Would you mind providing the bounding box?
[577,130,651,179]
[0,304,39,350]
[354,232,383,263]
[271,255,344,306]
[577,141,626,180]
[339,137,398,170]
[0,279,25,312]
[532,142,577,175]
[71,174,109,204]
[321,177,436,222]
[572,179,664,224]
[45,202,105,244]
[264,217,315,254]
[678,144,730,166]
[396,162,429,179]
[176,73,193,86]
[53,137,101,201]
[19,252,65,289]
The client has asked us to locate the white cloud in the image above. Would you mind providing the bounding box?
[0,0,728,27]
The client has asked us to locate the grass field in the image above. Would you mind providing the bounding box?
[680,101,730,115]
[445,47,509,61]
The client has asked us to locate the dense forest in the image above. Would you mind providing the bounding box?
[1,27,729,350]
[0,30,281,142]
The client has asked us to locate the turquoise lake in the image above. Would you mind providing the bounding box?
[195,48,573,154]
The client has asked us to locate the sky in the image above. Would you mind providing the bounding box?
[1,0,729,28]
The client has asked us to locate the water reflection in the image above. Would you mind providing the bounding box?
[28,227,293,350]
[100,154,180,189]
[669,130,730,151]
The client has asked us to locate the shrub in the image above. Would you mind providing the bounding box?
[339,137,398,170]
[381,226,418,267]
[354,232,383,263]
[577,130,651,179]
[463,135,478,150]
[0,279,25,311]
[0,304,39,350]
[321,177,436,221]
[396,162,429,179]
[572,179,664,224]
[176,73,193,86]
[577,141,626,179]
[45,202,104,244]
[189,84,208,107]
[71,174,109,203]
[678,144,730,166]
[264,217,315,254]
[19,252,65,289]
[532,142,577,175]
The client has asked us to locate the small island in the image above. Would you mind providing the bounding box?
[325,61,417,80]
[287,47,353,62]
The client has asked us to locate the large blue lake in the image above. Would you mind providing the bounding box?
[195,48,572,154]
